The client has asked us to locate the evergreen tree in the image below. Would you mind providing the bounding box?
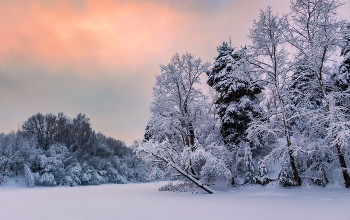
[243,146,256,184]
[288,61,325,139]
[278,162,295,187]
[257,160,269,185]
[334,23,350,92]
[24,164,35,187]
[290,63,323,111]
[207,42,263,149]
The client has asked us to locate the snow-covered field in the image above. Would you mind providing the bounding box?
[1,177,350,220]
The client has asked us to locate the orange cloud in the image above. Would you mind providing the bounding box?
[0,0,194,74]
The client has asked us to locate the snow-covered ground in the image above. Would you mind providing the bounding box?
[0,176,349,220]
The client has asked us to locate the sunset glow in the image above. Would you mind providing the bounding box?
[0,0,195,72]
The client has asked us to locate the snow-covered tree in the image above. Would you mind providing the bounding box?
[0,111,146,188]
[289,64,323,111]
[243,145,257,184]
[258,160,270,185]
[283,0,345,109]
[146,53,210,148]
[207,42,263,149]
[333,23,350,95]
[139,53,233,193]
[278,161,295,187]
[305,144,329,186]
[138,140,216,193]
[329,24,350,187]
[21,113,56,150]
[282,0,349,188]
[0,132,23,183]
[335,23,350,91]
[288,62,325,136]
[60,163,82,187]
[24,164,35,187]
[247,7,302,186]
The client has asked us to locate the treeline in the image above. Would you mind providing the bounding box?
[0,113,147,187]
[138,0,350,193]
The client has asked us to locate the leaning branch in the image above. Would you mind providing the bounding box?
[144,148,215,194]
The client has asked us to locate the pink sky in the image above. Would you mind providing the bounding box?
[0,0,349,144]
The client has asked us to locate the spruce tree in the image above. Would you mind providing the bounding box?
[207,42,262,150]
[243,146,256,184]
[257,160,269,185]
[334,23,350,92]
[288,61,325,137]
[290,63,323,111]
[278,162,295,187]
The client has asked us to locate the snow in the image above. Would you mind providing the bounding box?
[0,177,349,220]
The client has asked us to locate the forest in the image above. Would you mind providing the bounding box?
[0,112,147,187]
[137,0,350,193]
[1,0,350,193]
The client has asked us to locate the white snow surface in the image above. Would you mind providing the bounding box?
[1,176,350,220]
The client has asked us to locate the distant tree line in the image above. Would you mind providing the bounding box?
[0,112,147,187]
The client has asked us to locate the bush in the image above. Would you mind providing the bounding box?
[24,165,35,187]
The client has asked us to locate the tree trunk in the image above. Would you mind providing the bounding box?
[231,177,235,186]
[336,143,350,188]
[188,122,195,149]
[147,149,215,194]
[171,163,215,194]
[286,136,301,186]
[288,150,302,186]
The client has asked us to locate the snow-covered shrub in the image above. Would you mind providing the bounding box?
[79,162,92,184]
[30,148,67,186]
[120,154,148,183]
[47,144,69,158]
[104,161,128,184]
[188,145,206,176]
[24,164,35,187]
[107,168,127,184]
[59,163,82,187]
[278,162,295,187]
[79,163,108,185]
[38,172,56,186]
[159,182,196,193]
[243,145,257,184]
[147,165,167,182]
[257,160,270,185]
[200,154,232,185]
[30,154,56,186]
[309,176,327,187]
[59,176,74,187]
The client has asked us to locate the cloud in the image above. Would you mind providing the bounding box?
[0,0,196,75]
